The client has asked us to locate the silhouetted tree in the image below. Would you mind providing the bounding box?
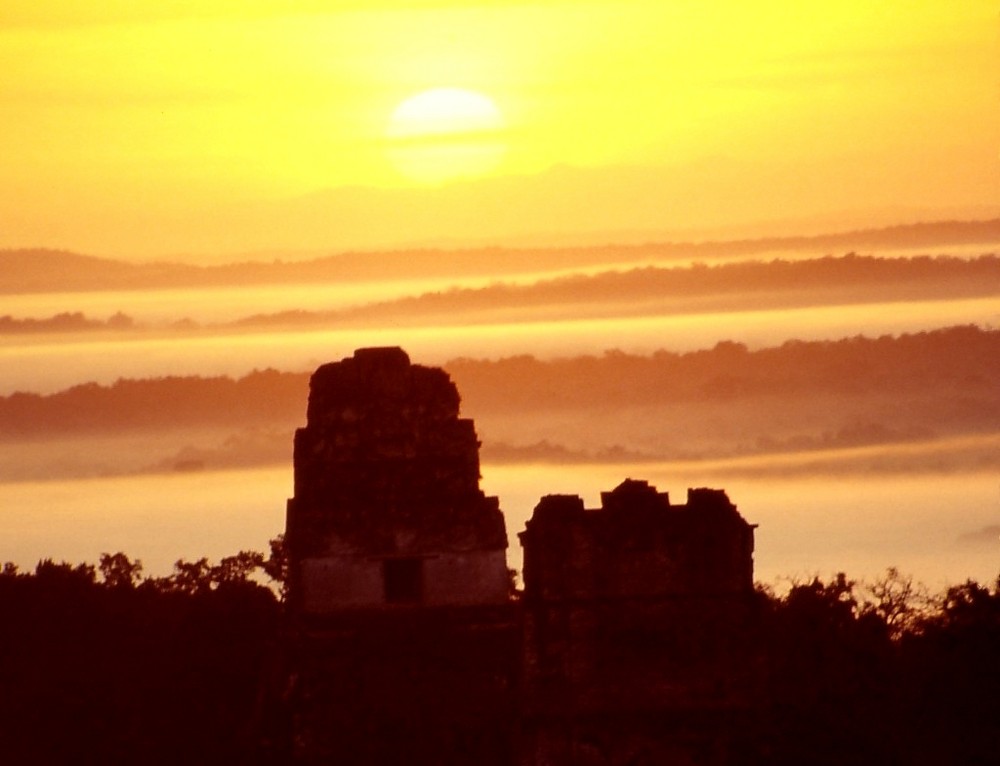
[262,534,289,600]
[98,551,143,588]
[213,549,266,585]
[162,556,214,594]
[861,565,929,638]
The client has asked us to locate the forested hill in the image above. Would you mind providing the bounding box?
[2,218,998,294]
[1,326,997,437]
[3,254,996,334]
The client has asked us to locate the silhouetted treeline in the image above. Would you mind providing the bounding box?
[739,571,1000,765]
[8,254,997,334]
[0,368,308,436]
[232,254,1000,329]
[0,542,287,765]
[0,311,135,334]
[2,326,997,440]
[3,219,997,294]
[449,324,1000,412]
[1,553,997,764]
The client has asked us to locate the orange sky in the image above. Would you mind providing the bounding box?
[2,0,997,257]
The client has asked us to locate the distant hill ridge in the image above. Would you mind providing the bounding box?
[2,218,998,295]
[1,325,997,436]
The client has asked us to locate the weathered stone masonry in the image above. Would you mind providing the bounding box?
[284,348,518,765]
[283,348,757,765]
[519,481,758,765]
[286,346,509,613]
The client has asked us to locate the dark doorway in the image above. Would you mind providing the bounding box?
[383,557,423,604]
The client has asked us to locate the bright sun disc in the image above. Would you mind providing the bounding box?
[385,87,506,184]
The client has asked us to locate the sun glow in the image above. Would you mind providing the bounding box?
[0,2,996,253]
[385,87,507,185]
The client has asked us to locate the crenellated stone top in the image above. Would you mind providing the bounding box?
[305,347,460,429]
[287,348,507,560]
[520,479,755,600]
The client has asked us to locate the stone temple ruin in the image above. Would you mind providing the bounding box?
[286,346,509,612]
[284,347,757,765]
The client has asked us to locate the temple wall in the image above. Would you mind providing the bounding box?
[300,549,510,612]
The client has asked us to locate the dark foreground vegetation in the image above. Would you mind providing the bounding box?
[0,545,287,765]
[1,548,997,765]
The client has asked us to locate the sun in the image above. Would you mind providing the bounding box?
[385,87,507,185]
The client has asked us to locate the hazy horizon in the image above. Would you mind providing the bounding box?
[3,312,998,589]
[3,2,997,256]
[3,223,999,592]
[4,176,998,262]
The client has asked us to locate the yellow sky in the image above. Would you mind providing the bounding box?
[1,1,997,255]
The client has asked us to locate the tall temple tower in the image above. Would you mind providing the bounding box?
[286,346,509,611]
[284,348,519,765]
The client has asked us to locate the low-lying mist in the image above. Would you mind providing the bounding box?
[2,326,997,483]
[4,253,997,331]
[2,462,996,590]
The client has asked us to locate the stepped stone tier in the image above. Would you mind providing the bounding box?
[285,346,509,613]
